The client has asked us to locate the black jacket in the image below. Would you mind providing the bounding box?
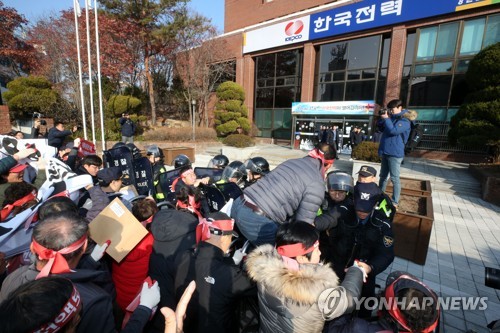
[150,209,198,261]
[174,242,256,333]
[350,131,364,146]
[48,127,73,150]
[318,195,395,280]
[0,265,151,333]
[119,117,136,137]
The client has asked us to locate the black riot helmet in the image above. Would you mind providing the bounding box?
[221,161,246,185]
[112,142,127,150]
[125,143,142,159]
[246,157,270,175]
[208,154,229,169]
[146,145,164,159]
[173,154,191,169]
[326,171,354,193]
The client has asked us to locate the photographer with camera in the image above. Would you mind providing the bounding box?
[29,113,47,139]
[377,99,411,209]
[48,120,77,151]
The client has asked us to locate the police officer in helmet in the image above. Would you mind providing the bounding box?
[324,182,395,318]
[147,145,166,200]
[208,154,229,169]
[244,157,270,185]
[219,161,247,188]
[173,154,191,169]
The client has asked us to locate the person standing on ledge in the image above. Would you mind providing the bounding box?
[377,99,411,208]
[47,120,77,151]
[119,113,136,144]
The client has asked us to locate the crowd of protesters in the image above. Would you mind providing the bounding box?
[0,102,441,333]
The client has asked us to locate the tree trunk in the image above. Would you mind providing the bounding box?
[145,55,157,125]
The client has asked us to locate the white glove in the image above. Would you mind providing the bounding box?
[139,281,161,310]
[73,137,81,148]
[90,241,109,262]
[352,261,368,283]
[232,240,250,265]
[14,148,36,160]
[233,249,245,265]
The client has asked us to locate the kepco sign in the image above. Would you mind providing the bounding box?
[284,20,304,42]
[243,15,310,53]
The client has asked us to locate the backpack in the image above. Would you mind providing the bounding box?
[405,122,423,153]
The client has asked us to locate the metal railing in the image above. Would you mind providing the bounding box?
[416,121,488,154]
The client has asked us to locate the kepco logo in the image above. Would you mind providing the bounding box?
[284,20,303,42]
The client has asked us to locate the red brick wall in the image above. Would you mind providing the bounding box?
[0,106,11,134]
[385,25,407,105]
[301,42,316,102]
[225,0,343,33]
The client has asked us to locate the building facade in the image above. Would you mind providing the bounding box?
[215,0,499,144]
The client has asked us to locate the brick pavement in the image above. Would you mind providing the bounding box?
[196,144,500,332]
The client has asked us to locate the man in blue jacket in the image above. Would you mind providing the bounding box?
[119,113,136,143]
[377,99,411,207]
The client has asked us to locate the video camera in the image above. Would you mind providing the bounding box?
[378,108,393,116]
[486,267,500,290]
[32,112,47,126]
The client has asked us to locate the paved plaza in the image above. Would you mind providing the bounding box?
[195,143,500,332]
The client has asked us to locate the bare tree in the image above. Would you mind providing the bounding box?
[174,12,235,127]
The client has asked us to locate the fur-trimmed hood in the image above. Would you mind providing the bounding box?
[246,244,339,305]
[403,109,418,121]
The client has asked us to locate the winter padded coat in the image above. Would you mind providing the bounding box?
[377,110,411,158]
[244,156,326,224]
[246,244,363,333]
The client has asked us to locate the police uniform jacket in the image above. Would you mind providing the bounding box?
[174,242,256,333]
[325,196,395,280]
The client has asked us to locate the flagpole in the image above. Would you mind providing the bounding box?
[73,0,87,140]
[85,0,96,144]
[94,0,106,152]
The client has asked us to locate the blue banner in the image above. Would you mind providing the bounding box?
[292,101,375,115]
[309,0,496,41]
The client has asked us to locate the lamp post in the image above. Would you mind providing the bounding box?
[191,99,196,141]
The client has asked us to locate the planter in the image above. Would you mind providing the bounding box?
[469,164,500,206]
[162,147,195,166]
[351,160,381,179]
[386,177,432,197]
[393,193,434,265]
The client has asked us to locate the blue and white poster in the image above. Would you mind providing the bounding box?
[292,101,375,115]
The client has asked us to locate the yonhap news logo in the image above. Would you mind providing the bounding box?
[284,20,304,42]
[317,287,489,319]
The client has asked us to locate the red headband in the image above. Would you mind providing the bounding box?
[1,190,37,222]
[385,274,440,333]
[277,240,319,258]
[176,195,201,217]
[141,215,154,226]
[196,218,234,244]
[33,286,81,333]
[32,234,88,279]
[276,241,319,271]
[308,149,333,178]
